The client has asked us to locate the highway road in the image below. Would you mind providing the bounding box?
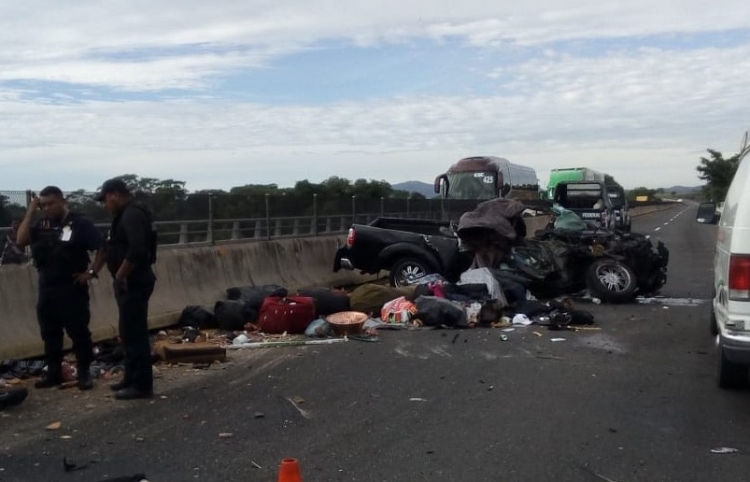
[3,202,749,482]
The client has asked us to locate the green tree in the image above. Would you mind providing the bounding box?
[0,194,27,227]
[604,174,621,187]
[696,149,741,202]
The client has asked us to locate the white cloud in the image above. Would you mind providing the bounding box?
[2,1,750,90]
[1,1,749,191]
[2,45,749,190]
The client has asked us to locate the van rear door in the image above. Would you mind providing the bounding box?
[554,182,613,228]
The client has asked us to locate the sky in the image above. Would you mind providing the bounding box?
[1,1,750,192]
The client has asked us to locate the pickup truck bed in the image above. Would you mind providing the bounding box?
[333,217,470,287]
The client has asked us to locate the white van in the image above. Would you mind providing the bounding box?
[698,155,750,388]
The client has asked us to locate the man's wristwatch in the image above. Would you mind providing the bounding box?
[87,269,98,279]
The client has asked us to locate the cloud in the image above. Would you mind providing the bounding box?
[1,1,749,191]
[2,1,750,90]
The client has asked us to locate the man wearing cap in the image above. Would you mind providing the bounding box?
[15,186,106,390]
[97,178,158,400]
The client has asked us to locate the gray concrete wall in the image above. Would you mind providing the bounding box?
[0,235,374,360]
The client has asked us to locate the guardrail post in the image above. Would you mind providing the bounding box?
[254,220,263,239]
[312,193,318,236]
[207,194,215,245]
[340,216,347,232]
[265,193,271,241]
[274,219,282,237]
[231,221,241,240]
[293,218,300,236]
[179,223,189,244]
[325,217,332,233]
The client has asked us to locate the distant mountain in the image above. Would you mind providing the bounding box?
[392,181,435,198]
[661,185,702,194]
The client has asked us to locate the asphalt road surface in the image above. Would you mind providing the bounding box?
[3,202,749,482]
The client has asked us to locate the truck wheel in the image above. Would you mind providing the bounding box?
[717,343,748,389]
[389,258,432,288]
[585,259,637,303]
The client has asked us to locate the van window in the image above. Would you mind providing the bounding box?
[608,189,626,208]
[556,183,605,209]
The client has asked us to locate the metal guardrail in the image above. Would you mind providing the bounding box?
[0,210,440,251]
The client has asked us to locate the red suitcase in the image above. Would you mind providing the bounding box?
[258,296,317,334]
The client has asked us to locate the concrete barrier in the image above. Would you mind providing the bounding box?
[0,235,374,360]
[0,205,679,360]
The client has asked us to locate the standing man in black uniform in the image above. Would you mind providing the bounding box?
[16,186,106,390]
[96,179,157,400]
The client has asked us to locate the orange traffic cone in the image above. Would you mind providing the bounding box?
[278,458,302,482]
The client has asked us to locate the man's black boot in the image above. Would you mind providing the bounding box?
[77,367,93,391]
[34,367,63,389]
[114,387,153,400]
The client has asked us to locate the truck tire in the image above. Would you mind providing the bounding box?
[389,257,433,288]
[717,343,748,389]
[585,259,637,303]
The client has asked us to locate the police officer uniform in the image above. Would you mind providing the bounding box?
[99,181,158,399]
[30,211,103,389]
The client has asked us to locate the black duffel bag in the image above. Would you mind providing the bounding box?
[214,300,259,331]
[415,296,468,328]
[296,288,351,316]
[178,305,217,330]
[225,285,288,310]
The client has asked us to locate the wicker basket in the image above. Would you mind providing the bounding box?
[326,311,368,336]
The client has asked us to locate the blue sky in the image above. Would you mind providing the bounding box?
[1,1,750,192]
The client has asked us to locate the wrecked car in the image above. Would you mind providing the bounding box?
[334,199,668,303]
[458,200,669,303]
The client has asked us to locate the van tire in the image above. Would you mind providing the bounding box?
[585,259,637,303]
[710,290,719,336]
[717,344,748,389]
[710,307,719,336]
[389,257,433,288]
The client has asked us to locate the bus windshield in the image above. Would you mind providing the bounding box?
[445,172,497,199]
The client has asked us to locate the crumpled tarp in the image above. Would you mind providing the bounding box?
[457,198,528,269]
[457,198,528,241]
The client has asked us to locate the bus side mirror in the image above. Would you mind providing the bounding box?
[501,184,511,197]
[434,174,448,194]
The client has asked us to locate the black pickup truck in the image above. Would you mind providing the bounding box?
[333,205,668,302]
[333,217,470,287]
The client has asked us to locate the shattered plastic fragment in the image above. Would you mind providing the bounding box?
[711,447,739,454]
[45,421,62,431]
[512,314,533,326]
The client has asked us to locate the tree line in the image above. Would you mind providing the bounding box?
[1,176,428,226]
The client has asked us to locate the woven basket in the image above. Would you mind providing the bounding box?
[326,311,368,336]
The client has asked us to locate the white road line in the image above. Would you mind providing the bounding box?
[655,227,662,232]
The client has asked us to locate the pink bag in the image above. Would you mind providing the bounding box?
[380,297,418,324]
